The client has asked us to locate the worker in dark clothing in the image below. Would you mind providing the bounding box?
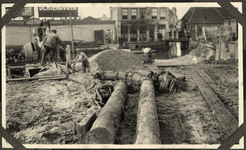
[41,29,65,65]
[71,51,90,73]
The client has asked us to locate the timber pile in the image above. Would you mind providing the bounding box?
[134,79,161,144]
[85,81,127,144]
[89,49,143,72]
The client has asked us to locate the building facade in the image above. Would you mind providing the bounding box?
[110,7,178,43]
[5,18,115,46]
[181,7,238,41]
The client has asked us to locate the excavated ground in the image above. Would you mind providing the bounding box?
[4,60,238,145]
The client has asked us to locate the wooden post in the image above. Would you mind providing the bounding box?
[66,44,71,69]
[195,25,198,40]
[70,11,74,60]
[85,81,127,144]
[203,25,207,41]
[134,79,161,144]
[219,26,222,60]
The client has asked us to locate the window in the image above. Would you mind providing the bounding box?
[122,9,128,19]
[149,25,155,41]
[121,25,128,41]
[140,8,145,19]
[140,29,146,41]
[130,25,137,41]
[160,8,166,19]
[152,8,157,19]
[131,9,137,19]
[158,25,166,38]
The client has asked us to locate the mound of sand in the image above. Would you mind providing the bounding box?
[154,43,215,66]
[88,49,143,72]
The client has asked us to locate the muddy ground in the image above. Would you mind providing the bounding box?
[5,60,238,145]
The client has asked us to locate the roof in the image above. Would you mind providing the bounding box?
[182,7,228,24]
[181,7,196,21]
[216,8,234,19]
[100,14,110,20]
[64,16,115,25]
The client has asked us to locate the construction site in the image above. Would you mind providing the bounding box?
[3,3,241,147]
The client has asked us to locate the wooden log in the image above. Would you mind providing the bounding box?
[134,79,161,144]
[84,81,127,144]
[95,71,148,83]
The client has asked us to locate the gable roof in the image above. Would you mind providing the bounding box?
[216,8,234,19]
[181,7,196,21]
[100,14,109,20]
[182,7,229,24]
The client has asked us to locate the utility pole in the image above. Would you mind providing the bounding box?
[69,11,74,60]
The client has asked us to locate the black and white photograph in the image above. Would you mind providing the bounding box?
[1,2,244,149]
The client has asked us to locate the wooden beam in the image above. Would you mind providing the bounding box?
[0,0,28,29]
[191,69,238,138]
[195,68,214,83]
[6,75,66,82]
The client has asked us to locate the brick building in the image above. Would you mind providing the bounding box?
[110,7,178,43]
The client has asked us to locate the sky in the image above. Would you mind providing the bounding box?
[78,6,190,20]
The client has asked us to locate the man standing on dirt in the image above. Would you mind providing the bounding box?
[41,30,65,65]
[142,47,152,64]
[71,51,90,73]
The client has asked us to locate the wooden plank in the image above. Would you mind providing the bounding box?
[190,69,238,137]
[6,75,66,82]
[195,68,214,83]
[7,66,12,79]
[9,65,40,69]
[76,110,97,144]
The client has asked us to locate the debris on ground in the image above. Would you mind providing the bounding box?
[34,63,73,77]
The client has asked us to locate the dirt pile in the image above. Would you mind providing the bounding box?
[88,49,143,72]
[154,43,215,65]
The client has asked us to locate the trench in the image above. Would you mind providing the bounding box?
[115,92,139,144]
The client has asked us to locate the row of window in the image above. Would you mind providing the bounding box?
[122,8,166,20]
